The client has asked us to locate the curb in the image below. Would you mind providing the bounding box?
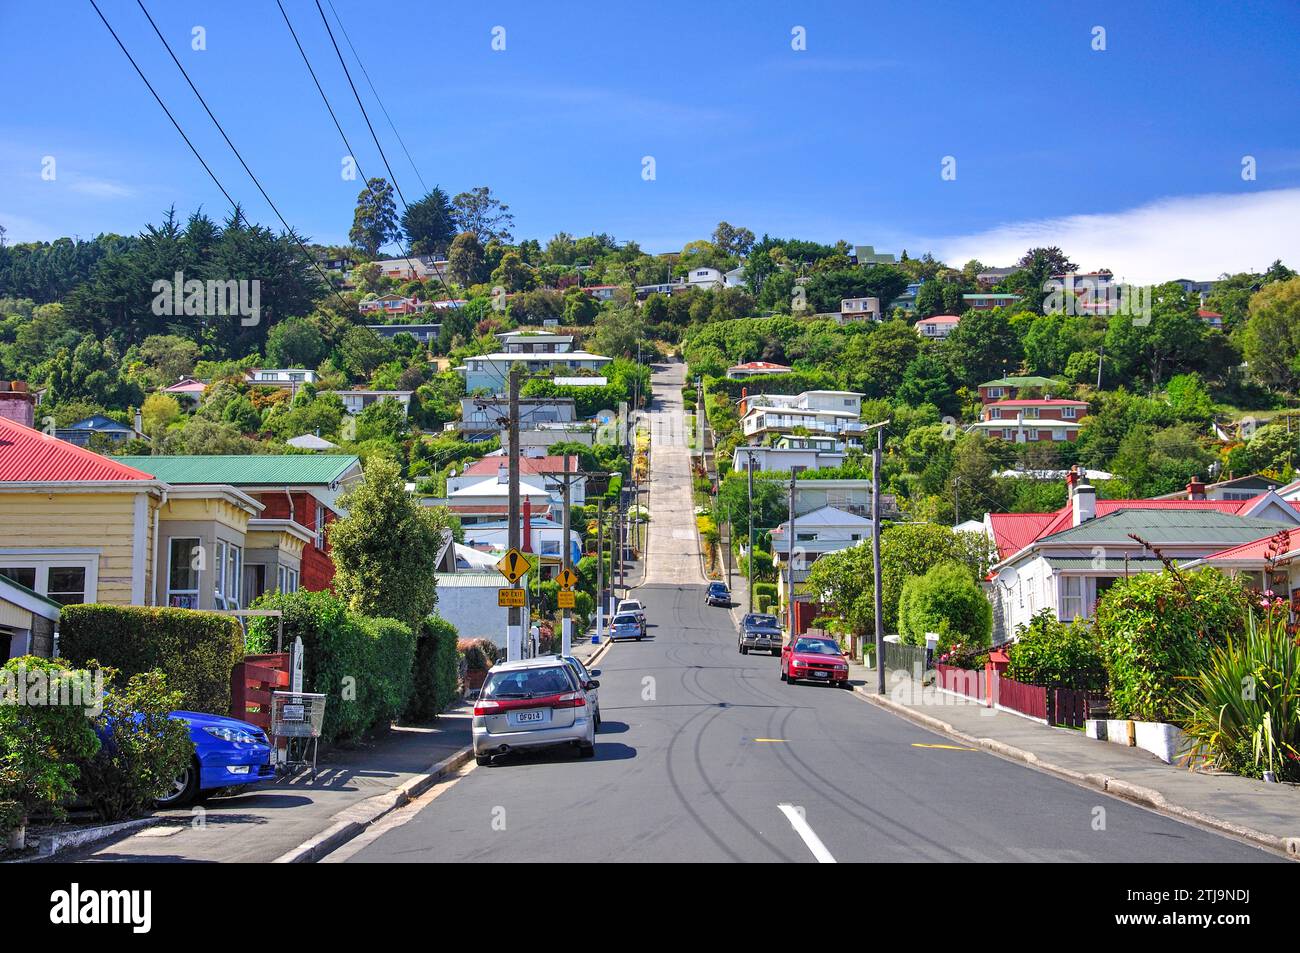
[855,681,1300,860]
[3,816,162,863]
[272,745,475,864]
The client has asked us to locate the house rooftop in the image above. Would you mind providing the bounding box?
[1035,508,1289,548]
[115,454,360,486]
[0,418,154,483]
[979,376,1064,389]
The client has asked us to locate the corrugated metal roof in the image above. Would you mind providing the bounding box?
[0,418,154,482]
[435,572,508,588]
[1045,557,1165,572]
[115,454,359,485]
[1041,509,1289,546]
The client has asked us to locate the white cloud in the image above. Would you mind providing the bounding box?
[67,175,135,199]
[922,188,1300,284]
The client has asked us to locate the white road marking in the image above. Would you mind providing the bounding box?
[778,803,837,863]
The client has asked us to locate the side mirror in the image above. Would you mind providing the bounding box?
[589,669,601,677]
[586,679,600,690]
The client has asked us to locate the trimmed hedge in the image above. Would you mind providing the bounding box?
[248,590,415,743]
[407,616,460,722]
[59,604,243,714]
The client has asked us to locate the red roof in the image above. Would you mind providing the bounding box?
[0,418,155,482]
[460,455,578,477]
[987,398,1088,407]
[918,314,961,324]
[1198,309,1223,319]
[987,513,1056,561]
[1201,527,1300,563]
[730,361,790,371]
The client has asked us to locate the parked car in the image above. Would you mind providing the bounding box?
[706,582,731,606]
[156,711,275,807]
[780,635,851,687]
[609,613,644,641]
[616,598,647,633]
[472,658,596,765]
[738,613,783,655]
[552,654,602,729]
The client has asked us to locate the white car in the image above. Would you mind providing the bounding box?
[472,658,596,765]
[616,598,647,634]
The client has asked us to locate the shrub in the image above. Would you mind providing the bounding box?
[753,582,778,604]
[458,637,498,672]
[59,604,242,714]
[1180,605,1300,780]
[407,616,460,722]
[756,595,772,614]
[739,548,776,583]
[76,668,194,822]
[897,561,992,652]
[1006,609,1106,690]
[1094,568,1246,722]
[0,657,101,835]
[249,590,413,743]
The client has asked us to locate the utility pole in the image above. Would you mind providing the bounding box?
[596,496,605,639]
[1096,343,1105,390]
[560,456,573,655]
[870,421,890,693]
[723,502,732,589]
[506,364,523,661]
[953,475,960,526]
[747,451,756,613]
[786,468,797,637]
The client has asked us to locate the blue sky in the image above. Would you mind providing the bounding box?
[3,0,1300,281]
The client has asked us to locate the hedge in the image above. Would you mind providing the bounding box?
[407,616,460,722]
[753,582,778,604]
[59,604,243,714]
[248,590,415,743]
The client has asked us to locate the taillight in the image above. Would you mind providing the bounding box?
[552,691,586,709]
[473,700,500,716]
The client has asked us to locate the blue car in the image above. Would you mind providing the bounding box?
[706,582,731,606]
[156,711,275,808]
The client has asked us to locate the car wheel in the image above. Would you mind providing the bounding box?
[156,757,201,808]
[475,754,493,767]
[740,645,748,655]
[779,668,787,682]
[579,742,596,759]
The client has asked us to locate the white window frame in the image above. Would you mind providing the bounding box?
[0,551,99,604]
[1061,575,1084,621]
[166,536,202,609]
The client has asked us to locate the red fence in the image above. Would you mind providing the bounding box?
[934,660,1105,727]
[935,663,986,701]
[230,652,290,731]
[995,676,1048,721]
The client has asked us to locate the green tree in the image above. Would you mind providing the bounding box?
[338,325,396,379]
[490,251,535,293]
[349,178,399,257]
[451,186,514,244]
[141,392,181,438]
[1243,277,1300,392]
[266,316,326,369]
[897,561,992,651]
[944,308,1022,387]
[401,186,456,256]
[712,221,755,258]
[329,456,448,631]
[447,231,487,287]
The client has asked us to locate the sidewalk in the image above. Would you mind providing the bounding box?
[852,661,1300,857]
[55,707,473,864]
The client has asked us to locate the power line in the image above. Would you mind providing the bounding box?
[128,0,351,313]
[324,0,428,194]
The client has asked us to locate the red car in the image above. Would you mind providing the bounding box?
[781,635,851,688]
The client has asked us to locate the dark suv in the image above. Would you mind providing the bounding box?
[738,613,783,655]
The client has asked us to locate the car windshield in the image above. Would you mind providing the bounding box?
[794,639,840,655]
[613,615,637,625]
[710,584,728,592]
[619,602,642,611]
[745,615,778,628]
[483,666,574,700]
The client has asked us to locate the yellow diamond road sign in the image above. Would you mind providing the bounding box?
[556,568,579,590]
[495,548,530,584]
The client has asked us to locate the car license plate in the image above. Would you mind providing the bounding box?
[515,710,544,723]
[813,671,829,678]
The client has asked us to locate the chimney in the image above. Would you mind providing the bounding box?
[134,407,144,437]
[1072,475,1096,526]
[521,496,533,553]
[1065,465,1081,498]
[0,381,35,429]
[498,463,508,485]
[1186,476,1206,501]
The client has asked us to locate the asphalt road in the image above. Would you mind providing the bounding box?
[344,583,1279,863]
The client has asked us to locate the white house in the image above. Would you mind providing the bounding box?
[915,314,960,339]
[333,389,413,418]
[726,361,791,380]
[449,454,586,507]
[740,390,866,446]
[458,351,612,394]
[496,331,574,353]
[462,518,583,573]
[247,368,317,390]
[770,505,875,583]
[443,476,552,525]
[732,444,846,474]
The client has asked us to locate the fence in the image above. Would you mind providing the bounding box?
[935,662,985,701]
[230,652,290,731]
[932,663,1105,728]
[883,640,930,677]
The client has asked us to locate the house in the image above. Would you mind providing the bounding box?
[977,376,1065,404]
[462,518,582,574]
[969,398,1089,442]
[582,284,620,302]
[732,441,846,474]
[449,455,586,506]
[333,389,414,418]
[512,422,597,454]
[982,470,1300,638]
[365,323,441,345]
[682,267,724,290]
[285,433,338,450]
[726,361,791,380]
[839,297,880,323]
[56,414,136,448]
[0,572,62,662]
[430,573,517,649]
[116,453,363,596]
[723,267,748,289]
[1186,527,1300,599]
[0,421,308,616]
[890,281,922,313]
[770,505,875,583]
[1153,474,1282,502]
[553,376,607,387]
[359,293,427,316]
[962,293,1020,310]
[247,368,317,391]
[374,256,450,283]
[437,477,553,526]
[915,314,960,339]
[458,351,612,394]
[976,267,1018,287]
[496,330,574,353]
[453,396,577,438]
[1198,309,1224,328]
[740,390,865,447]
[161,377,208,405]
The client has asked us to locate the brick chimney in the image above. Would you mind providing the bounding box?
[1072,474,1096,526]
[0,381,35,429]
[1065,464,1081,499]
[1186,476,1206,500]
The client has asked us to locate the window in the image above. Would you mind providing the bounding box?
[0,556,97,604]
[796,533,817,542]
[0,567,36,590]
[212,540,242,610]
[987,387,1004,398]
[167,537,201,608]
[1062,406,1077,419]
[277,565,299,594]
[1053,429,1066,441]
[1061,576,1084,621]
[1027,429,1039,441]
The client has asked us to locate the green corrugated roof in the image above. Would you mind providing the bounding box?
[116,454,360,486]
[1046,558,1166,572]
[0,572,62,610]
[1042,509,1288,547]
[980,376,1064,389]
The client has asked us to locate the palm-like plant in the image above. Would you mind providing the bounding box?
[1180,604,1300,780]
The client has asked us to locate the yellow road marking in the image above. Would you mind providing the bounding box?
[911,743,977,751]
[754,738,787,743]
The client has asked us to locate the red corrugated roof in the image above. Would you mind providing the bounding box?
[0,418,155,482]
[460,455,577,477]
[987,513,1056,561]
[919,314,961,323]
[987,398,1088,407]
[1200,527,1299,563]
